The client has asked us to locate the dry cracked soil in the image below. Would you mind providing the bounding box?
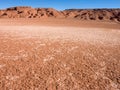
[0,19,120,90]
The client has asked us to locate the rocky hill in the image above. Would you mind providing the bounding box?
[0,6,120,22]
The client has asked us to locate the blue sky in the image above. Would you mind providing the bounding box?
[0,0,120,10]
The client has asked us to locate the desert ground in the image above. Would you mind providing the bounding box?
[0,18,120,90]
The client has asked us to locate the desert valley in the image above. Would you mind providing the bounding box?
[0,7,120,90]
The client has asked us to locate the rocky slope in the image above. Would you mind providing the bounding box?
[0,6,120,22]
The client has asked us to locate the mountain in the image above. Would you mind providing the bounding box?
[0,6,120,22]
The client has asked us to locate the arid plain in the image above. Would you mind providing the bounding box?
[0,6,120,90]
[0,18,120,90]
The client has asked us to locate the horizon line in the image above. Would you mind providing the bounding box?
[0,6,120,11]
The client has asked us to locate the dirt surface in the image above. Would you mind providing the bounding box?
[0,19,120,90]
[0,18,120,29]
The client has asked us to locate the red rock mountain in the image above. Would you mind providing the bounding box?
[0,6,120,22]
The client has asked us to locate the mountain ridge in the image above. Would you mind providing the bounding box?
[0,6,120,22]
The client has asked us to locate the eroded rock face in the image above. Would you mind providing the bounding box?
[63,9,120,22]
[0,6,120,22]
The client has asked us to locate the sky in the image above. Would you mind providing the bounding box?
[0,0,120,10]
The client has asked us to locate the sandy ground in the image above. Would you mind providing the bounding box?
[0,19,120,90]
[0,18,120,29]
